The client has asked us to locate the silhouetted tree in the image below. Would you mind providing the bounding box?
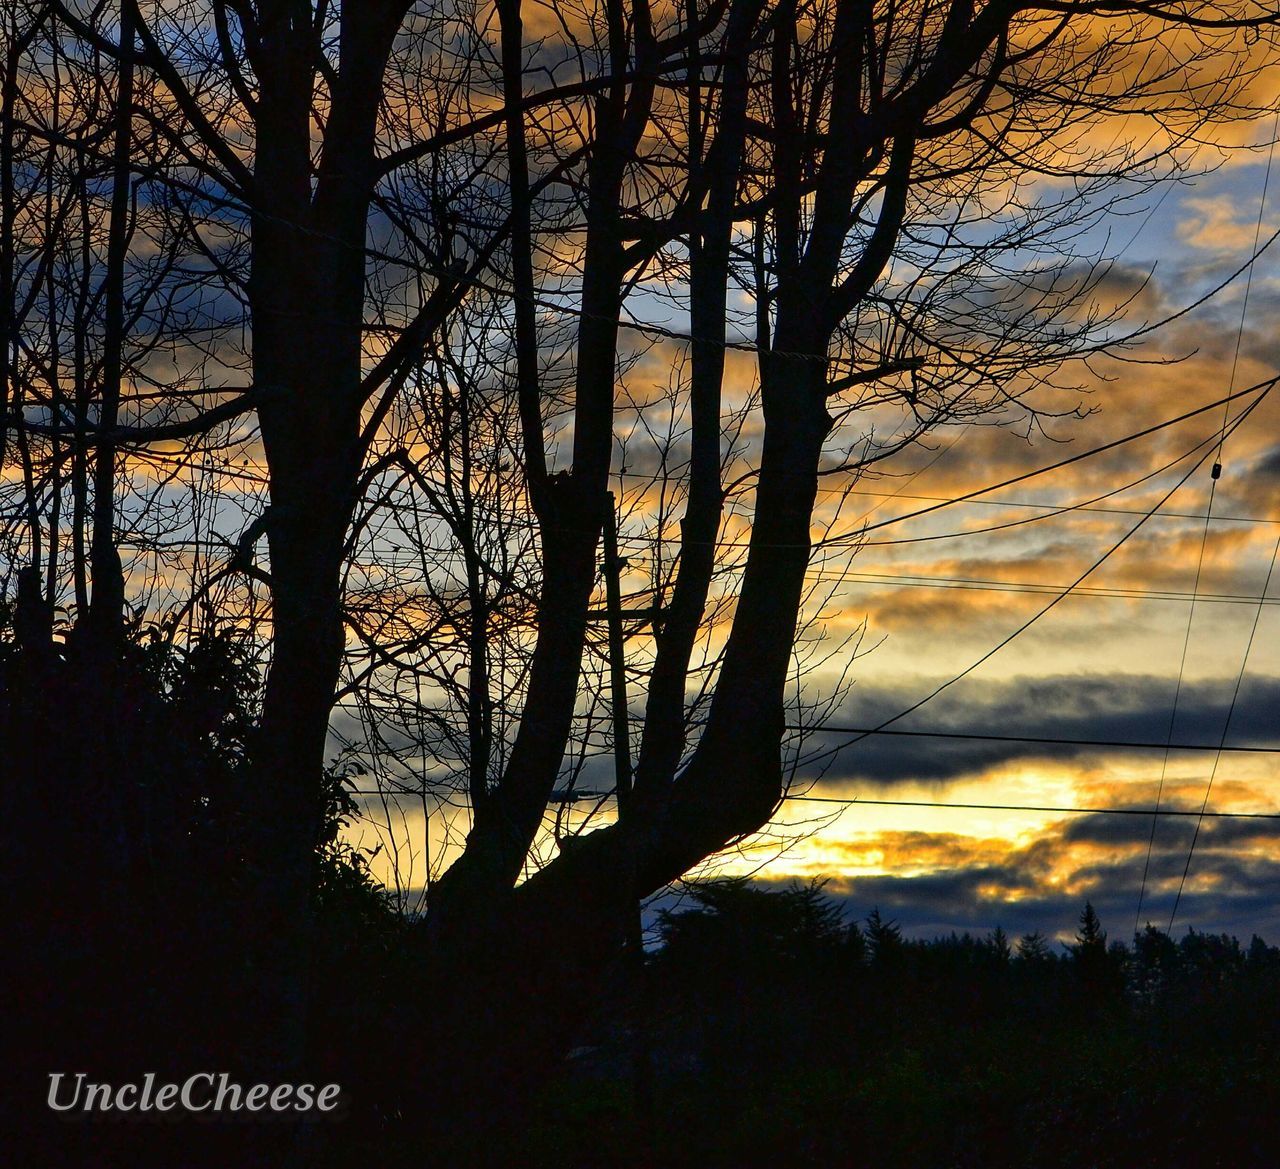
[866,907,905,970]
[1070,901,1126,1010]
[1248,933,1280,974]
[1076,901,1106,951]
[4,2,1280,1151]
[1131,924,1179,1007]
[1016,931,1053,965]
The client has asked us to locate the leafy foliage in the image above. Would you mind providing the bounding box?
[1,610,398,1109]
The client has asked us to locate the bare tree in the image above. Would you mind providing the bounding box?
[3,0,1276,1120]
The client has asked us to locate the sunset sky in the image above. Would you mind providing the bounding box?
[708,150,1280,944]
[17,16,1280,1160]
[8,0,1276,951]
[344,139,1280,945]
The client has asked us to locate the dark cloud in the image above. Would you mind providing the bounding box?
[753,806,1280,944]
[1089,262,1166,320]
[1060,811,1192,849]
[805,671,1280,785]
[1237,288,1280,369]
[1061,809,1278,851]
[1253,443,1280,481]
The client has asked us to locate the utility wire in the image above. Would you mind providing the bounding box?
[791,383,1273,777]
[461,376,1276,554]
[825,487,1277,527]
[111,375,1275,558]
[1133,476,1218,932]
[1168,533,1280,931]
[343,787,1280,823]
[1136,109,1280,935]
[831,376,1278,542]
[803,570,1280,606]
[855,430,1231,547]
[783,795,1280,821]
[341,548,1280,606]
[781,725,1280,754]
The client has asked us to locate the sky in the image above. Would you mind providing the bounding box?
[703,154,1280,945]
[344,145,1280,947]
[153,8,1272,948]
[6,1,1279,965]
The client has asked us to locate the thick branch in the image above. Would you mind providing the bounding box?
[9,388,260,445]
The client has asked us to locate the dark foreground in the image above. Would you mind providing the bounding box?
[511,884,1280,1168]
[5,629,1277,1166]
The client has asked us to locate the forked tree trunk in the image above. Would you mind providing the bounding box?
[430,1,661,917]
[240,3,405,1078]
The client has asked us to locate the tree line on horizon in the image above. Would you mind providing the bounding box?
[526,880,1280,1168]
[653,879,1280,1009]
[4,598,1277,1166]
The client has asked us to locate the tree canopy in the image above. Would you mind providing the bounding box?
[4,0,1279,1157]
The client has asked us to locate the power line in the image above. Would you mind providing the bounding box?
[783,795,1280,821]
[833,489,1277,527]
[1138,106,1280,935]
[1134,473,1217,930]
[144,376,1268,566]
[341,785,1280,823]
[1170,532,1280,931]
[338,550,1280,608]
[841,376,1278,542]
[852,431,1250,547]
[793,383,1274,776]
[607,374,1278,549]
[804,569,1280,606]
[782,725,1280,754]
[329,378,1277,562]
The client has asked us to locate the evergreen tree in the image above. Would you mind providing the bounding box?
[866,908,904,965]
[1076,902,1106,951]
[1016,931,1052,964]
[1071,901,1122,1007]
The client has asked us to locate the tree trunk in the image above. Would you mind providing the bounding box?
[85,2,133,647]
[240,2,405,1078]
[431,6,660,914]
[634,0,764,801]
